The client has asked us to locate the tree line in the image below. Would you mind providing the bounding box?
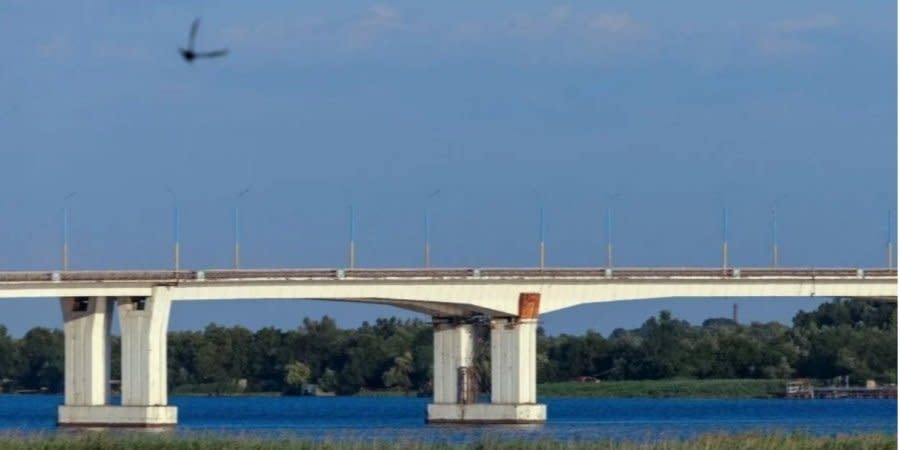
[0,298,894,395]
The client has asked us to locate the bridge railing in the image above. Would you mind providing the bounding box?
[0,267,895,283]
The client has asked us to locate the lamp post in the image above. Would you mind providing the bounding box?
[424,190,440,268]
[348,204,356,269]
[771,195,788,268]
[538,206,545,270]
[233,188,250,269]
[166,188,180,274]
[605,193,621,268]
[62,192,76,271]
[888,209,894,269]
[722,206,729,270]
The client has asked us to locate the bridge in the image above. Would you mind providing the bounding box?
[0,266,895,427]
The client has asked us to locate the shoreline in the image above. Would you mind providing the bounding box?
[6,379,895,400]
[2,379,791,399]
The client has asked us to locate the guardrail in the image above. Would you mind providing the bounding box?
[0,267,895,283]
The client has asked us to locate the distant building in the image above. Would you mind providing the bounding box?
[785,379,813,399]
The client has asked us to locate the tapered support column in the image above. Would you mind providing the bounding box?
[120,288,171,407]
[483,314,545,423]
[432,320,475,403]
[58,288,177,427]
[427,294,546,424]
[490,317,537,404]
[427,320,476,422]
[117,287,176,425]
[58,297,113,412]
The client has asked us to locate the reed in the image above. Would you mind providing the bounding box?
[0,432,893,450]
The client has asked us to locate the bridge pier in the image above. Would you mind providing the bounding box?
[57,296,114,425]
[426,319,476,422]
[427,293,546,424]
[58,288,176,427]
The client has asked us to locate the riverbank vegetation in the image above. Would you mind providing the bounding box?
[538,378,786,398]
[0,298,894,396]
[0,432,893,450]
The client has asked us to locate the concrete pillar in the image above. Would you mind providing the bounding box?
[490,316,537,404]
[58,287,177,427]
[119,287,172,408]
[431,320,475,404]
[426,293,546,424]
[427,320,477,422]
[59,297,113,407]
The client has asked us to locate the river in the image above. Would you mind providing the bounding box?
[0,395,895,442]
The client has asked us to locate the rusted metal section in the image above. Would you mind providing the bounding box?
[202,269,338,280]
[518,293,540,319]
[865,268,899,277]
[0,272,53,282]
[344,269,476,278]
[480,268,606,277]
[457,367,479,404]
[739,268,868,278]
[59,271,177,281]
[612,268,735,277]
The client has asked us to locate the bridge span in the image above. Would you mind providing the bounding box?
[0,266,895,427]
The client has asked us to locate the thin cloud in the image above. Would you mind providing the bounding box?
[505,6,572,36]
[37,36,70,58]
[347,4,405,49]
[586,13,640,35]
[222,17,328,49]
[222,5,405,53]
[759,13,841,57]
[772,13,840,34]
[499,7,644,42]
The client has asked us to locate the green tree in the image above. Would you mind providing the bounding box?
[195,324,253,392]
[283,361,311,395]
[16,328,63,392]
[250,327,290,391]
[317,368,339,393]
[382,351,413,393]
[0,326,18,389]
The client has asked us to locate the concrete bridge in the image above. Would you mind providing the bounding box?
[0,267,895,427]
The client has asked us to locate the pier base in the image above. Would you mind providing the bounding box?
[58,405,177,428]
[426,403,546,424]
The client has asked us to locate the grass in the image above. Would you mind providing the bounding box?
[537,379,787,398]
[0,432,893,449]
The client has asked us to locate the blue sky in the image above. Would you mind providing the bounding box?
[0,1,895,335]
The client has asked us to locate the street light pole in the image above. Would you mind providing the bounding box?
[722,206,729,270]
[167,188,180,275]
[771,195,788,268]
[539,206,545,270]
[606,206,613,268]
[888,209,894,269]
[233,188,250,269]
[62,192,76,271]
[424,190,440,268]
[348,205,356,269]
[605,193,621,269]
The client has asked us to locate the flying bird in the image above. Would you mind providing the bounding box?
[179,18,228,63]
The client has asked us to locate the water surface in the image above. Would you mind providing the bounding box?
[0,395,894,442]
